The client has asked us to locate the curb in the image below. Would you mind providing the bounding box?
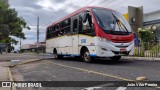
[9,57,54,67]
[9,58,44,67]
[122,56,160,61]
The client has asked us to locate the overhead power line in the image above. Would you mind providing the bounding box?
[101,0,114,6]
[105,0,129,10]
[25,19,36,27]
[92,0,104,6]
[80,0,95,8]
[85,0,95,6]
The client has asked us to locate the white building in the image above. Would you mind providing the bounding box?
[143,10,160,42]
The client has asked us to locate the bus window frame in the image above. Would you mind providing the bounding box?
[78,11,96,36]
[71,14,79,35]
[46,9,96,40]
[60,18,71,35]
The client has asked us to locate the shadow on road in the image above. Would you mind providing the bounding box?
[51,57,134,65]
[92,59,134,65]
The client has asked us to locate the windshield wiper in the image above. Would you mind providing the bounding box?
[111,13,129,33]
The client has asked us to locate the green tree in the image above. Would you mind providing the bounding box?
[137,28,155,50]
[0,1,30,45]
[137,28,154,43]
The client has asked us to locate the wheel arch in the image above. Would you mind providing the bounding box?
[53,48,57,54]
[80,46,88,56]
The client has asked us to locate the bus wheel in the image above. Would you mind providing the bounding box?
[110,56,121,62]
[75,56,81,60]
[82,49,91,63]
[53,49,58,59]
[53,50,63,59]
[57,55,63,59]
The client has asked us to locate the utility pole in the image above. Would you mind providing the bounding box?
[20,38,21,53]
[37,16,39,54]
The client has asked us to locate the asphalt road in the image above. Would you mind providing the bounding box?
[6,54,160,90]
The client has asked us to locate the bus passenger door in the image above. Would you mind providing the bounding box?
[71,16,79,55]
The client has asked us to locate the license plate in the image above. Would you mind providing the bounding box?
[120,48,126,52]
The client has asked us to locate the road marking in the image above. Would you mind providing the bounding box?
[51,63,160,89]
[8,67,14,81]
[52,62,134,81]
[156,87,160,89]
[116,87,127,90]
[82,87,102,90]
[7,58,159,89]
[7,67,17,90]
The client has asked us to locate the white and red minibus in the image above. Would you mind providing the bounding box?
[46,6,134,62]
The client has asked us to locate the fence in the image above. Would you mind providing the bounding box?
[134,42,160,57]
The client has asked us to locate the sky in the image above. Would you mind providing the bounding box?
[9,0,160,50]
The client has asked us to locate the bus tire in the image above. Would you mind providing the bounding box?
[110,56,121,62]
[53,49,58,59]
[82,49,92,63]
[75,56,81,60]
[57,55,63,59]
[53,49,63,59]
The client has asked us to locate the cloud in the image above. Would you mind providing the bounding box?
[36,0,65,12]
[8,0,88,50]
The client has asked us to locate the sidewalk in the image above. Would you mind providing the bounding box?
[0,53,50,61]
[0,62,11,90]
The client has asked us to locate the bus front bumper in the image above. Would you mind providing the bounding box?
[95,42,134,57]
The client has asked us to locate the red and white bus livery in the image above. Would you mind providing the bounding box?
[46,6,134,62]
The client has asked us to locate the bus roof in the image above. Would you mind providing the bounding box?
[47,6,113,28]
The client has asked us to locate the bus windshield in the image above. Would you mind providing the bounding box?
[92,8,132,35]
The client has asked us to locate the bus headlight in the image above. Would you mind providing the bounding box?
[99,38,103,41]
[99,37,110,42]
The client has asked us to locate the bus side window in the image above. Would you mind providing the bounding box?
[57,23,61,36]
[73,18,78,33]
[55,24,59,37]
[79,15,83,33]
[63,20,68,34]
[51,26,54,37]
[60,22,64,35]
[53,25,56,37]
[49,27,51,38]
[47,28,49,39]
[67,18,71,34]
[80,11,95,36]
[83,11,93,30]
[61,18,71,35]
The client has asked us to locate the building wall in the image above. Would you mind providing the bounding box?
[143,10,160,42]
[144,10,160,22]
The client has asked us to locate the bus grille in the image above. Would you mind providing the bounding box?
[112,51,130,55]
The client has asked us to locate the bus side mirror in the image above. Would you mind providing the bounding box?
[83,11,91,22]
[82,12,87,22]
